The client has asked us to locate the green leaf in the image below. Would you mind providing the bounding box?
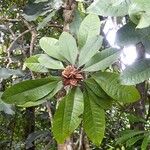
[129,0,150,28]
[127,114,147,124]
[25,55,49,73]
[141,134,150,150]
[22,1,52,21]
[78,35,103,67]
[78,14,100,48]
[83,48,120,72]
[87,0,130,17]
[116,21,150,47]
[141,36,150,54]
[84,78,109,99]
[116,21,150,53]
[121,59,150,85]
[85,84,112,110]
[18,99,47,108]
[39,37,64,61]
[0,68,24,79]
[47,81,63,99]
[116,22,139,46]
[137,13,150,29]
[37,11,56,30]
[83,89,105,146]
[18,81,63,108]
[126,135,144,147]
[52,87,83,143]
[22,0,62,21]
[59,32,78,65]
[25,130,50,149]
[0,93,14,115]
[70,10,83,38]
[2,77,60,105]
[93,72,140,103]
[116,130,145,144]
[38,54,64,70]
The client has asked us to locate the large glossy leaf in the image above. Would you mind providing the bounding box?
[52,87,83,143]
[121,59,150,85]
[117,24,150,53]
[2,77,60,105]
[116,21,150,49]
[18,81,63,108]
[116,22,139,46]
[85,84,112,110]
[83,89,105,146]
[59,32,78,65]
[93,72,140,103]
[83,48,120,72]
[78,14,100,48]
[78,35,103,67]
[129,0,150,28]
[25,55,49,73]
[39,37,64,61]
[0,68,24,79]
[87,0,130,17]
[38,54,64,70]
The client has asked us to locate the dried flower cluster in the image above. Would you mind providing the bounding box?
[62,65,84,86]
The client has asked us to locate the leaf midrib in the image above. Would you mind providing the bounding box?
[6,81,57,100]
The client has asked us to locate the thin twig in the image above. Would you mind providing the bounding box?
[6,29,32,68]
[146,97,150,121]
[45,141,52,150]
[23,20,37,55]
[5,23,16,38]
[0,18,21,23]
[46,101,53,125]
[7,29,32,52]
[48,24,63,28]
[23,19,37,79]
[29,30,37,56]
[48,24,63,31]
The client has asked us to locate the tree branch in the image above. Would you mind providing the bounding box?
[7,29,32,52]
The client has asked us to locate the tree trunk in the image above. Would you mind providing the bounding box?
[24,107,35,150]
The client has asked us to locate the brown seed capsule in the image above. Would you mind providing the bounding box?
[62,65,84,87]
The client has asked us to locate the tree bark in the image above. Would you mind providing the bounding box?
[24,107,35,150]
[58,138,73,150]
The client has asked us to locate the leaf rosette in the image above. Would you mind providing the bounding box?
[2,14,140,146]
